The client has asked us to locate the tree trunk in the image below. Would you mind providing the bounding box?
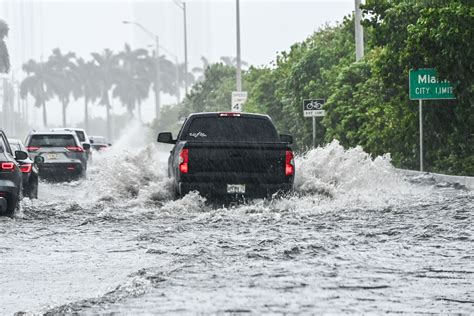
[42,101,47,127]
[106,100,111,141]
[62,100,67,127]
[2,79,8,132]
[138,102,142,122]
[84,97,89,131]
[128,102,134,119]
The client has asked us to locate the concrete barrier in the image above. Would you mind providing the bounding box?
[397,169,474,190]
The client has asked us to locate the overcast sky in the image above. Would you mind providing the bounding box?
[2,0,355,126]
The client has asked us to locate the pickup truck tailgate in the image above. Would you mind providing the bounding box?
[185,142,287,177]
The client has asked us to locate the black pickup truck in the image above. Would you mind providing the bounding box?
[158,112,295,199]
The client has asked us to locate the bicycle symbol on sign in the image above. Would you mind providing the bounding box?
[306,100,324,110]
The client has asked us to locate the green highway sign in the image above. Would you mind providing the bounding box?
[409,68,455,100]
[410,68,456,100]
[410,68,456,172]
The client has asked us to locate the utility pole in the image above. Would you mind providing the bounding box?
[355,0,364,61]
[235,0,242,92]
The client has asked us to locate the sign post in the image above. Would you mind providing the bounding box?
[303,99,325,148]
[419,99,423,172]
[231,91,247,112]
[409,68,455,172]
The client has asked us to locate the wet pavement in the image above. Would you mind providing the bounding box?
[1,141,472,314]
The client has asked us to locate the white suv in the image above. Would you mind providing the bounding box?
[51,128,92,162]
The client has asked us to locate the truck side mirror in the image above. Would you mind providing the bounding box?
[157,132,176,144]
[280,134,293,144]
[82,143,91,150]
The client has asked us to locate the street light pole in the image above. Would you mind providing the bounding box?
[183,2,189,95]
[235,0,242,92]
[173,0,189,96]
[355,0,364,61]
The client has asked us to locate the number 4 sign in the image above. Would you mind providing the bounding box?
[231,91,248,112]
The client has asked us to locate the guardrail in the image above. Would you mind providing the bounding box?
[397,169,474,190]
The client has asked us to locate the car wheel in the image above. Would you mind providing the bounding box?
[174,183,181,200]
[22,186,30,199]
[5,191,21,218]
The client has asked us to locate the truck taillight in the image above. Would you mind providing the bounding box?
[0,162,15,171]
[20,164,33,173]
[285,150,294,176]
[219,112,241,117]
[179,149,189,173]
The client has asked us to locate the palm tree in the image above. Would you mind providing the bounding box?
[114,44,150,120]
[0,20,10,74]
[192,56,210,82]
[91,49,119,140]
[0,20,10,130]
[20,60,52,127]
[176,61,195,100]
[47,48,78,126]
[74,58,100,131]
[220,56,248,68]
[159,56,180,100]
[143,51,178,113]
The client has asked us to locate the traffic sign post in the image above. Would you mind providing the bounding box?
[409,69,455,172]
[231,91,247,112]
[303,99,325,148]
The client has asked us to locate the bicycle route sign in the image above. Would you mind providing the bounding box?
[303,99,325,117]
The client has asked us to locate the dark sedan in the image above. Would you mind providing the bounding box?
[9,138,41,199]
[0,130,28,217]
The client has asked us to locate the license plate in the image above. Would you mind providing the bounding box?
[227,184,246,194]
[47,153,58,160]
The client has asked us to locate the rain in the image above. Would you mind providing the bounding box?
[0,1,473,315]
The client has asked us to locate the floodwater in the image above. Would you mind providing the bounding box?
[0,137,472,315]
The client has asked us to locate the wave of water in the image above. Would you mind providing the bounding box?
[73,138,429,215]
[5,125,472,315]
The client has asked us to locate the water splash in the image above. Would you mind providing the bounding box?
[293,140,423,207]
[35,136,429,215]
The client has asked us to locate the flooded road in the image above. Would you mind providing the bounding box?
[1,141,472,314]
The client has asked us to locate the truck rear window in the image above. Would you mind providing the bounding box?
[184,117,279,142]
[29,135,77,147]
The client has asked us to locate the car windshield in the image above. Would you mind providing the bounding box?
[29,135,77,147]
[9,143,21,151]
[184,117,279,142]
